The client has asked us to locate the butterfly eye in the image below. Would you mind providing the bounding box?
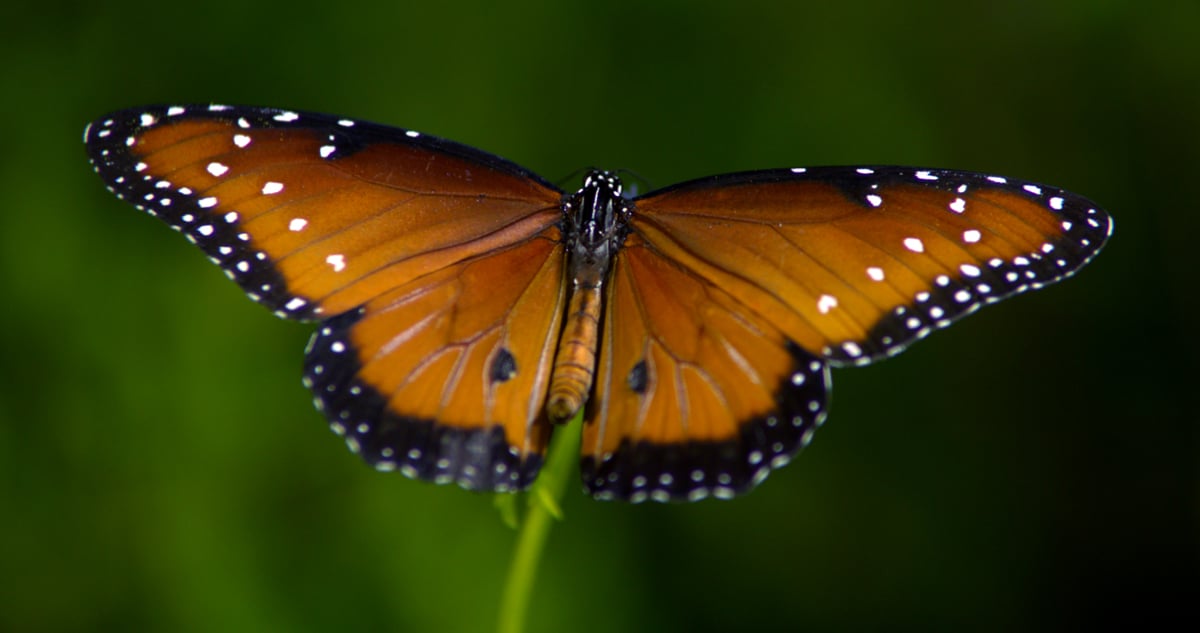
[86,105,1111,502]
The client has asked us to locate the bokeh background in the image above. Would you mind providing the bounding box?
[2,1,1196,631]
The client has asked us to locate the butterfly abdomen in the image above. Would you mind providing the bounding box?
[546,283,604,422]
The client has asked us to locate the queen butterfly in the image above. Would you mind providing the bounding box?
[84,105,1111,503]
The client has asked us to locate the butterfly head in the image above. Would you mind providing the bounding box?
[563,169,630,285]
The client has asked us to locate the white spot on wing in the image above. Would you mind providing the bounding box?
[261,181,284,195]
[289,218,308,232]
[963,229,982,243]
[817,294,838,314]
[206,162,229,177]
[325,254,346,272]
[903,237,925,253]
[867,266,885,281]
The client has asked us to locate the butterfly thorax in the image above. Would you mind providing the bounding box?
[546,170,631,423]
[562,169,628,285]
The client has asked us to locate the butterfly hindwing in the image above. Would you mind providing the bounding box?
[304,228,566,490]
[582,232,830,502]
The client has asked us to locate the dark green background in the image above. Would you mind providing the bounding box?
[3,1,1195,631]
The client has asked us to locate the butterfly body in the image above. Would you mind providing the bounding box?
[548,170,628,423]
[85,105,1111,502]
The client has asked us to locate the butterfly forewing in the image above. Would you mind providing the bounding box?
[84,105,563,319]
[634,167,1112,366]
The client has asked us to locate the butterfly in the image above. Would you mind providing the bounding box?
[84,105,1112,503]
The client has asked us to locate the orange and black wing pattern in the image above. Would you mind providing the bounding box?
[583,228,830,501]
[85,105,565,490]
[86,105,1112,503]
[582,166,1110,501]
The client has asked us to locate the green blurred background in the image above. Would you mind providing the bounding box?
[2,1,1195,631]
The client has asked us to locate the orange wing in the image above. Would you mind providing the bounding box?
[583,167,1110,501]
[85,105,566,489]
[583,233,830,502]
[305,228,565,490]
[634,167,1110,366]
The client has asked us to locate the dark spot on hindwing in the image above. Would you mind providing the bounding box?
[584,342,829,502]
[490,347,517,383]
[627,359,648,394]
[305,312,542,491]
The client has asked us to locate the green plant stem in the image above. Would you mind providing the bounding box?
[496,415,582,633]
